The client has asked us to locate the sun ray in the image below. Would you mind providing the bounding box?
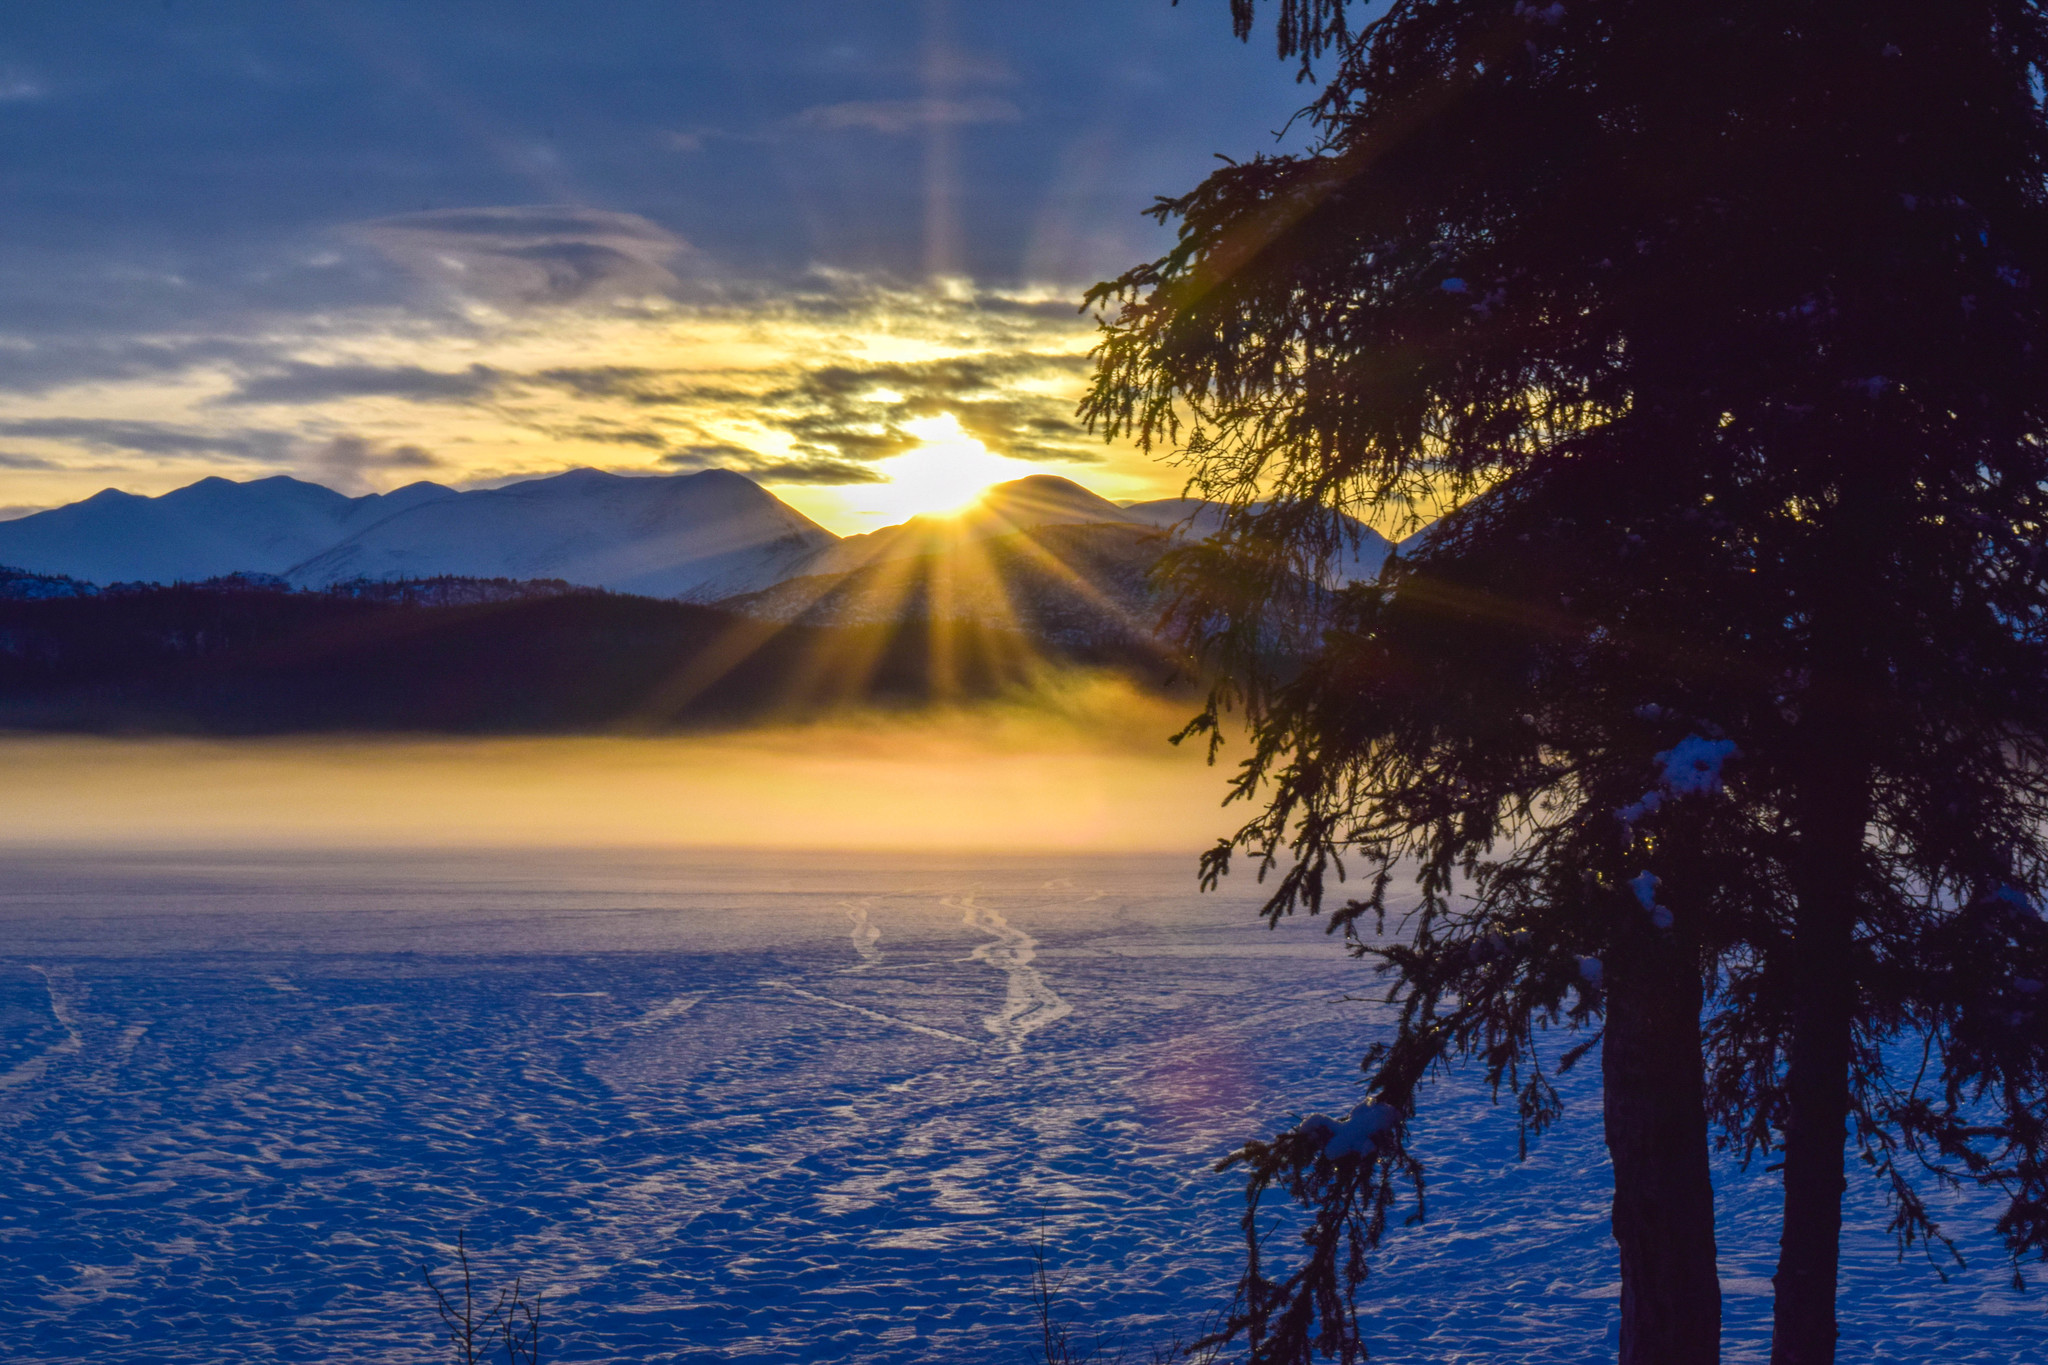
[989,518,1161,643]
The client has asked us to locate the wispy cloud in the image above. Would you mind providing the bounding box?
[220,362,503,406]
[0,337,270,398]
[307,435,443,493]
[345,206,693,306]
[0,418,290,461]
[760,351,1100,466]
[0,69,46,103]
[530,368,757,407]
[657,444,884,485]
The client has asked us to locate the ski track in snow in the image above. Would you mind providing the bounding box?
[764,981,978,1046]
[0,849,2039,1364]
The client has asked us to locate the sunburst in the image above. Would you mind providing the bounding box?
[837,415,1043,524]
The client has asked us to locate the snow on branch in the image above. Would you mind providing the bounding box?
[1617,733,1741,832]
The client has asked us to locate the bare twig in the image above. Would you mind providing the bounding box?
[423,1231,542,1365]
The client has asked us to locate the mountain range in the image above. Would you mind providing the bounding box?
[0,467,836,601]
[0,467,1398,625]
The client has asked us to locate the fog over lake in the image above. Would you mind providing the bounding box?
[0,681,1228,854]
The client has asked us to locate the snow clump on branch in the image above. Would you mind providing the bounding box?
[1629,871,1675,931]
[1293,1098,1400,1159]
[1616,733,1740,831]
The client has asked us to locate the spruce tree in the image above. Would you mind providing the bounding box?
[1085,3,2048,1362]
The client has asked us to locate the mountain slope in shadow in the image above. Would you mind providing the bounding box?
[719,521,1169,648]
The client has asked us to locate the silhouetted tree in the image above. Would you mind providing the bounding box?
[1086,3,2048,1363]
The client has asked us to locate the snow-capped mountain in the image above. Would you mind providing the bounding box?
[0,467,835,601]
[286,467,835,600]
[0,475,455,584]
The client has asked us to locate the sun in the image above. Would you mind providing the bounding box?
[843,415,1042,524]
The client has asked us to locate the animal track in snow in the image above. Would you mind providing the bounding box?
[843,902,884,971]
[0,967,85,1090]
[953,898,1072,1053]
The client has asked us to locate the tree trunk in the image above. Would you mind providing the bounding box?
[1604,931,1722,1365]
[1769,751,1866,1365]
[1769,557,1874,1363]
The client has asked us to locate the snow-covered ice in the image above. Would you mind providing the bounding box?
[0,848,2038,1363]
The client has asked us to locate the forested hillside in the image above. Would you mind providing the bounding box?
[0,579,1162,733]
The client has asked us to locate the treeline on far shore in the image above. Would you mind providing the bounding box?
[0,574,1171,735]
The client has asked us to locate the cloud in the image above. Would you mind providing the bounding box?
[0,336,272,397]
[746,457,888,484]
[0,451,65,470]
[789,96,1021,136]
[757,351,1101,466]
[220,362,503,406]
[553,423,672,449]
[346,206,693,306]
[946,399,1095,463]
[306,435,443,493]
[777,412,923,463]
[505,411,888,486]
[0,418,290,460]
[0,69,46,103]
[657,444,885,485]
[530,367,756,406]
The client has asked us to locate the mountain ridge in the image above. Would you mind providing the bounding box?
[0,467,835,601]
[0,475,458,585]
[285,467,834,600]
[0,469,1403,624]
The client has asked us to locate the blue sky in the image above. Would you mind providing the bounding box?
[0,3,1323,526]
[4,1,1312,313]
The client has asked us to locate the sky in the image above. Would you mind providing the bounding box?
[0,2,1319,533]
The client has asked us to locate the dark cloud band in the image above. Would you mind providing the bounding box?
[220,363,503,406]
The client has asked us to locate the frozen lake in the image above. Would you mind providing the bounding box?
[0,848,2037,1362]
